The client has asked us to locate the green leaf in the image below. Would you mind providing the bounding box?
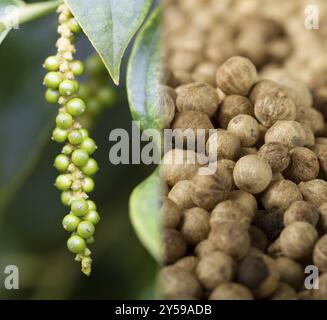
[129,170,162,263]
[65,0,153,85]
[0,0,62,45]
[126,8,161,131]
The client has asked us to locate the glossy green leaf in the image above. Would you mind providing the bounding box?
[0,0,62,45]
[126,8,161,131]
[65,0,153,85]
[129,170,162,263]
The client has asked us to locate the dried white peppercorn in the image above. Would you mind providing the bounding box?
[191,162,232,210]
[180,207,210,245]
[163,229,187,264]
[160,266,202,299]
[192,61,218,85]
[217,95,254,129]
[171,110,213,146]
[301,124,315,147]
[209,283,254,300]
[249,226,269,252]
[196,251,235,290]
[210,200,253,229]
[267,237,283,258]
[161,197,181,229]
[249,79,279,104]
[160,149,203,187]
[173,256,199,274]
[312,143,327,176]
[258,142,290,172]
[284,201,319,227]
[298,108,325,136]
[216,56,257,95]
[254,85,296,127]
[264,120,306,149]
[227,114,260,147]
[209,222,250,260]
[158,85,176,129]
[237,254,279,299]
[233,155,272,194]
[299,179,327,207]
[253,210,284,241]
[194,239,215,258]
[168,180,194,211]
[284,147,319,183]
[261,180,303,213]
[275,257,304,290]
[206,129,241,161]
[175,82,219,117]
[227,190,258,217]
[269,283,297,300]
[313,235,327,273]
[280,221,318,260]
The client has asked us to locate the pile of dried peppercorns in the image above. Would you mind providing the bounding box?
[159,55,327,300]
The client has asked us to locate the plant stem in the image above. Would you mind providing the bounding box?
[0,0,63,33]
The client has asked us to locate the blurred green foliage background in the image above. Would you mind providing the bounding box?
[0,0,157,299]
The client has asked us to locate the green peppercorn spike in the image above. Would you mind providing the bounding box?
[43,4,101,276]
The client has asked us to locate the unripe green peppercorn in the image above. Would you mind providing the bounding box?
[44,55,60,71]
[87,200,97,211]
[85,210,100,225]
[97,87,116,107]
[71,60,84,76]
[62,214,80,231]
[81,158,99,176]
[55,174,72,191]
[66,98,86,116]
[86,236,95,244]
[45,88,60,104]
[81,137,97,154]
[68,18,81,33]
[67,235,86,254]
[44,71,63,89]
[82,177,95,193]
[71,199,89,217]
[86,98,101,116]
[80,128,89,138]
[77,221,95,239]
[52,128,68,143]
[78,84,91,100]
[54,154,70,171]
[59,79,78,97]
[72,149,89,167]
[56,112,73,129]
[61,191,73,206]
[62,145,73,155]
[68,130,83,145]
[85,54,105,77]
[72,80,80,92]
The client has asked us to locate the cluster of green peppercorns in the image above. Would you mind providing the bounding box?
[43,4,100,276]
